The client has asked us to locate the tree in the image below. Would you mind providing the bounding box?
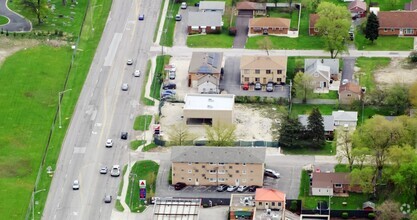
[336,127,355,171]
[293,71,314,103]
[167,123,196,146]
[315,2,351,58]
[388,144,416,169]
[205,123,236,146]
[307,108,325,148]
[409,50,417,63]
[385,83,409,115]
[410,81,417,108]
[279,116,304,148]
[410,210,417,220]
[364,12,379,43]
[392,158,417,208]
[377,200,403,220]
[350,167,374,194]
[302,0,320,12]
[22,0,47,24]
[352,147,370,170]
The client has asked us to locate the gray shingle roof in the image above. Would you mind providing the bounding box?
[171,146,266,163]
[298,115,334,131]
[199,1,226,11]
[305,59,340,75]
[188,52,223,74]
[188,12,223,27]
[332,111,358,122]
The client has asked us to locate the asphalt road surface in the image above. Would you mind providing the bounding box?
[42,0,162,219]
[0,0,31,32]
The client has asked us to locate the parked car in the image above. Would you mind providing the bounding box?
[175,14,182,21]
[266,82,274,92]
[133,70,141,77]
[194,2,200,7]
[248,185,261,192]
[169,71,176,80]
[111,165,121,177]
[342,79,349,85]
[121,132,128,140]
[227,185,238,192]
[162,90,176,95]
[100,166,108,174]
[242,82,249,90]
[161,92,176,98]
[254,82,262,90]
[264,169,280,179]
[105,139,113,148]
[181,2,187,9]
[138,14,145,20]
[163,82,176,90]
[237,185,249,193]
[104,194,112,203]
[174,182,187,190]
[73,180,80,190]
[121,83,129,91]
[216,184,228,192]
[127,59,133,65]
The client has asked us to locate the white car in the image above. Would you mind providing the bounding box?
[105,139,113,148]
[73,180,80,190]
[237,185,249,192]
[127,59,133,65]
[133,70,141,77]
[121,83,129,91]
[180,2,187,9]
[100,166,108,174]
[111,165,121,177]
[226,185,238,192]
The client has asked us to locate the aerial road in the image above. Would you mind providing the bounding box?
[43,0,162,219]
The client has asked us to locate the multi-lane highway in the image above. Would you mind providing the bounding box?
[43,0,162,219]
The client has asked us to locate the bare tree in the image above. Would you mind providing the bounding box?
[336,127,356,171]
[205,122,237,146]
[167,123,196,146]
[377,200,403,220]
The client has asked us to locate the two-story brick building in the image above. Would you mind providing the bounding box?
[171,146,266,186]
[240,55,287,85]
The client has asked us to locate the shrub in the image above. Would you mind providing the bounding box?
[289,200,298,212]
[409,50,417,63]
[341,212,349,219]
[368,212,375,219]
[229,27,237,36]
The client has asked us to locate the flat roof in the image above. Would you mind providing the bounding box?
[153,198,201,220]
[184,94,235,111]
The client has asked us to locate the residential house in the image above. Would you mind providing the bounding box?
[298,115,335,138]
[254,188,286,220]
[339,82,362,105]
[311,172,361,196]
[332,110,358,129]
[405,0,417,11]
[229,194,256,220]
[378,11,417,36]
[236,1,267,16]
[309,14,319,36]
[187,12,223,35]
[199,1,226,15]
[183,94,234,125]
[348,0,367,18]
[304,59,340,93]
[171,146,266,186]
[248,17,290,36]
[197,75,219,94]
[188,52,223,88]
[240,55,288,85]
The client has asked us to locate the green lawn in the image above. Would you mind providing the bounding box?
[154,0,166,43]
[282,141,336,155]
[141,60,155,106]
[187,34,234,48]
[355,57,391,92]
[290,104,339,118]
[311,91,338,99]
[142,143,158,152]
[126,160,159,212]
[0,15,9,25]
[134,115,152,131]
[266,7,299,30]
[150,55,171,100]
[130,140,146,150]
[355,31,414,51]
[115,165,127,211]
[161,1,180,46]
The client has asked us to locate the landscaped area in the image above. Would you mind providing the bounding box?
[130,140,147,150]
[355,32,414,51]
[134,115,153,131]
[282,141,336,155]
[0,15,9,25]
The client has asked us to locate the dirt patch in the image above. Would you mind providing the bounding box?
[374,58,417,86]
[0,37,39,65]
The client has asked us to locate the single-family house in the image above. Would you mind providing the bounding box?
[197,75,219,94]
[188,52,223,88]
[298,115,335,138]
[183,94,234,125]
[248,18,290,36]
[199,1,226,15]
[187,12,223,34]
[349,0,367,18]
[171,146,266,186]
[405,0,417,11]
[339,82,362,105]
[304,59,340,93]
[236,1,267,16]
[254,188,286,219]
[332,110,358,129]
[378,11,417,36]
[240,55,288,85]
[311,172,361,196]
[309,14,319,36]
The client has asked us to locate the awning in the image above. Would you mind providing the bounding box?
[234,211,253,217]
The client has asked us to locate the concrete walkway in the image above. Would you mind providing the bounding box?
[414,37,417,50]
[155,0,169,45]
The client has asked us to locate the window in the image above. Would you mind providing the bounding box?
[272,202,275,206]
[255,77,260,82]
[277,78,282,83]
[209,162,216,165]
[242,170,246,174]
[278,202,281,206]
[244,77,249,82]
[219,163,225,166]
[229,166,233,169]
[211,26,216,30]
[195,169,199,172]
[266,70,271,74]
[347,94,351,97]
[218,170,225,174]
[209,178,216,182]
[335,183,342,188]
[188,162,192,165]
[391,28,394,32]
[243,163,246,166]
[209,170,216,174]
[244,70,250,74]
[236,170,240,173]
[255,69,260,74]
[384,28,388,32]
[218,178,225,182]
[277,70,282,74]
[188,178,192,182]
[259,202,262,205]
[405,28,414,34]
[202,165,205,168]
[188,170,192,173]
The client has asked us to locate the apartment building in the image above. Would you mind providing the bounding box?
[240,55,287,85]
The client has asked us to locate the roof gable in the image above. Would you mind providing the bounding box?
[240,55,288,70]
[312,172,350,188]
[349,0,367,10]
[188,11,223,27]
[255,188,286,202]
[249,17,290,28]
[197,74,219,85]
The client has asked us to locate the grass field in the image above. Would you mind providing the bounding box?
[140,60,155,106]
[142,143,158,152]
[130,140,146,150]
[355,32,414,51]
[187,34,234,48]
[134,115,152,131]
[150,55,171,100]
[125,160,159,212]
[290,104,339,118]
[0,15,9,25]
[160,1,180,46]
[355,57,391,92]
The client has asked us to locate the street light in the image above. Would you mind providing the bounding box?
[58,89,72,128]
[32,188,46,220]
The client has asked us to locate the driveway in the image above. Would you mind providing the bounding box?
[220,56,290,98]
[342,57,356,83]
[173,6,197,46]
[0,0,31,32]
[233,14,251,48]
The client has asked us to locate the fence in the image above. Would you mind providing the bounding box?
[301,209,375,218]
[153,137,279,148]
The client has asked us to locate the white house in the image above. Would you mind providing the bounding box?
[332,110,358,129]
[197,75,219,94]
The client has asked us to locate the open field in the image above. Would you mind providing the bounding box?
[355,32,414,51]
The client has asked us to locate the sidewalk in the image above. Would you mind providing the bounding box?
[154,0,169,45]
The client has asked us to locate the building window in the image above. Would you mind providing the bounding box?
[209,162,216,165]
[384,28,388,32]
[209,178,216,182]
[188,169,192,173]
[255,69,260,74]
[242,170,246,174]
[202,165,205,168]
[188,178,192,182]
[211,26,216,30]
[188,162,192,165]
[266,70,271,74]
[391,28,394,32]
[236,170,240,173]
[243,163,246,166]
[405,28,414,34]
[259,202,262,205]
[229,166,233,169]
[244,69,250,74]
[244,77,249,82]
[272,202,275,206]
[219,163,225,166]
[182,177,184,180]
[218,178,225,182]
[255,77,260,82]
[277,70,282,74]
[250,171,253,173]
[195,169,199,172]
[277,78,282,83]
[335,183,342,188]
[209,170,216,174]
[218,170,225,174]
[347,94,351,97]
[278,202,281,206]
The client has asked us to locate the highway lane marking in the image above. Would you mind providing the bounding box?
[103,33,122,67]
[69,159,72,164]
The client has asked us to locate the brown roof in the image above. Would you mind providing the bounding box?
[249,17,290,28]
[240,55,287,70]
[339,82,362,94]
[378,11,417,28]
[349,0,367,11]
[312,172,350,188]
[255,188,286,202]
[309,14,319,29]
[236,1,266,10]
[405,0,417,11]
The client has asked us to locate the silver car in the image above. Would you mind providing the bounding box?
[121,83,129,91]
[105,139,113,148]
[73,180,80,190]
[133,70,141,77]
[111,165,121,177]
[127,59,133,65]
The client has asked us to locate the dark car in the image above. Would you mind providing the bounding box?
[121,132,128,140]
[194,2,200,7]
[216,184,228,192]
[248,185,261,192]
[138,14,145,20]
[264,169,280,179]
[254,82,262,90]
[174,182,187,190]
[266,82,274,92]
[163,83,176,90]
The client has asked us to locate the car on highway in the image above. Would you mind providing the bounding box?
[104,194,112,203]
[138,14,145,20]
[100,166,108,174]
[163,82,176,90]
[127,59,133,65]
[254,82,262,90]
[111,165,121,177]
[237,185,249,193]
[266,82,274,92]
[248,185,261,192]
[174,182,187,190]
[264,169,280,179]
[175,14,182,21]
[133,70,141,77]
[181,2,187,9]
[73,180,80,190]
[121,83,129,91]
[105,139,113,148]
[121,132,128,140]
[216,184,228,192]
[227,185,238,192]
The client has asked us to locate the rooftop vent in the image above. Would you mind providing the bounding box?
[208,98,214,102]
[207,105,213,108]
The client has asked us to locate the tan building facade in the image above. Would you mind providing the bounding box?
[171,146,266,186]
[240,55,288,85]
[188,52,223,88]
